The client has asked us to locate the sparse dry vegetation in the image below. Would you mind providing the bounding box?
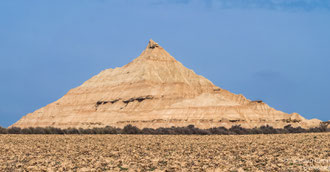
[0,133,329,171]
[0,123,329,135]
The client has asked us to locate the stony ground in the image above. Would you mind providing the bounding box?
[0,133,329,171]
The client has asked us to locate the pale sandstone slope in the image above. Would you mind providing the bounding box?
[12,40,321,129]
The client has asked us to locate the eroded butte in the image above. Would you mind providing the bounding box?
[12,40,321,129]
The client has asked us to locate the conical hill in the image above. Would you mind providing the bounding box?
[12,40,321,129]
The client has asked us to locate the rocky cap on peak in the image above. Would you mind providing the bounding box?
[147,39,159,49]
[138,39,175,61]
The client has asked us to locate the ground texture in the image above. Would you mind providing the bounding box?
[0,133,329,171]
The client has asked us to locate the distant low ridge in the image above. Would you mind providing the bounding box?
[12,40,321,129]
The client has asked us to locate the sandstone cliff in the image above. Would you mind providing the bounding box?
[12,40,321,129]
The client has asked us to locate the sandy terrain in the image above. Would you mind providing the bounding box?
[0,133,329,171]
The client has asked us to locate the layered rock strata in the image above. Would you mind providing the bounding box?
[12,40,321,129]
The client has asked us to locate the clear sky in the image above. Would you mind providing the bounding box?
[0,0,329,127]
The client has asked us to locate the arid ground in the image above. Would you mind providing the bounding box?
[0,133,329,171]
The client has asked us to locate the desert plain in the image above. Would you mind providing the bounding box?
[0,133,329,171]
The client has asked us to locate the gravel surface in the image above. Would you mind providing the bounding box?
[0,133,329,171]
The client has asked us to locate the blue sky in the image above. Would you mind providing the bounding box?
[0,0,329,127]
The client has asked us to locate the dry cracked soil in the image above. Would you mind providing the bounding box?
[0,133,329,171]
